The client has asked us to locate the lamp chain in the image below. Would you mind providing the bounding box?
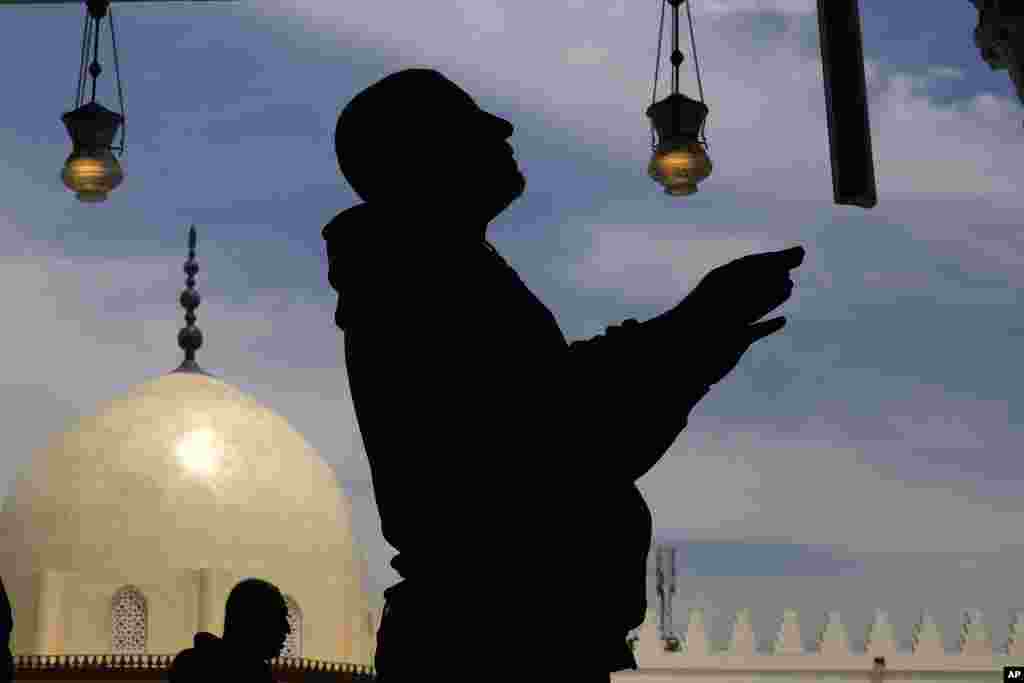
[650,0,709,152]
[685,0,709,149]
[73,0,126,155]
[109,5,127,155]
[90,12,100,103]
[650,0,666,153]
[686,0,704,106]
[74,10,90,108]
[671,0,681,96]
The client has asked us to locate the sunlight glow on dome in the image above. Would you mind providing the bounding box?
[175,427,224,478]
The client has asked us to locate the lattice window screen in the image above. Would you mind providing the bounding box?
[281,594,302,658]
[111,586,147,653]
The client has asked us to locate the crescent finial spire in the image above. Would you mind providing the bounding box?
[172,224,207,374]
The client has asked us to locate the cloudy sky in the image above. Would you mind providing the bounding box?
[1,0,1022,657]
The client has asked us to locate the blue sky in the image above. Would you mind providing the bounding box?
[1,0,1022,656]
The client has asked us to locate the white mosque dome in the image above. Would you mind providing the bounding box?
[0,369,358,580]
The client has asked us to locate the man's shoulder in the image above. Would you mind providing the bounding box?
[167,647,195,681]
[168,644,221,680]
[168,639,274,683]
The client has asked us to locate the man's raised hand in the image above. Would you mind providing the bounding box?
[683,245,804,328]
[680,245,806,387]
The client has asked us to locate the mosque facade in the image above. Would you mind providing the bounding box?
[0,227,378,682]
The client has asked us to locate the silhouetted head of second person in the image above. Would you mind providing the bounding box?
[2,576,11,683]
[222,578,290,662]
[335,68,525,238]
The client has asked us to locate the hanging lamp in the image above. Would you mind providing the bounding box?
[646,0,712,197]
[60,0,127,203]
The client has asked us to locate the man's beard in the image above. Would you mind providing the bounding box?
[406,171,523,230]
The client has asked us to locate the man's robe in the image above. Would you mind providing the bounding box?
[324,203,709,674]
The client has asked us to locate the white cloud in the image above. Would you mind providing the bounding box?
[453,0,508,38]
[870,74,1022,197]
[565,41,612,67]
[883,413,987,451]
[928,65,965,80]
[642,420,1022,554]
[700,0,816,16]
[567,228,778,300]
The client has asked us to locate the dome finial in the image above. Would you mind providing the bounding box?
[172,224,207,374]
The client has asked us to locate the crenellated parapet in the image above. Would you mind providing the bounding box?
[625,605,1024,676]
[817,611,849,657]
[727,607,757,656]
[1009,609,1024,657]
[864,607,897,657]
[681,608,711,656]
[912,609,945,656]
[772,607,803,655]
[960,608,994,656]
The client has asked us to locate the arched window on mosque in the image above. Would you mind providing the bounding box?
[111,586,147,654]
[281,594,302,658]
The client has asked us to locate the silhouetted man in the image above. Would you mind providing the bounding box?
[168,578,289,683]
[324,68,804,682]
[1,577,12,683]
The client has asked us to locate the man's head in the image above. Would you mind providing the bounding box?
[222,578,290,661]
[335,68,525,231]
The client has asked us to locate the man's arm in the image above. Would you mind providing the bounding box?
[565,305,712,483]
[564,244,805,483]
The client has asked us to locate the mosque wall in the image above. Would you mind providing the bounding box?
[5,568,205,655]
[5,565,376,667]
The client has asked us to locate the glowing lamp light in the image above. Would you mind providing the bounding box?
[648,142,712,196]
[646,93,712,196]
[61,101,125,203]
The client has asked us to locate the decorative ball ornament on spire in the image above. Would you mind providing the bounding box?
[174,225,207,375]
[646,0,713,197]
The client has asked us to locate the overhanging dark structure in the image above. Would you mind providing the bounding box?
[816,0,878,209]
[970,0,1024,110]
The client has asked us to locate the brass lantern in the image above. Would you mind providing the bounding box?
[646,0,712,196]
[647,93,711,196]
[60,0,127,203]
[61,102,124,202]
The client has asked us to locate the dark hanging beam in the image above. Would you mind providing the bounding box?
[816,0,878,209]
